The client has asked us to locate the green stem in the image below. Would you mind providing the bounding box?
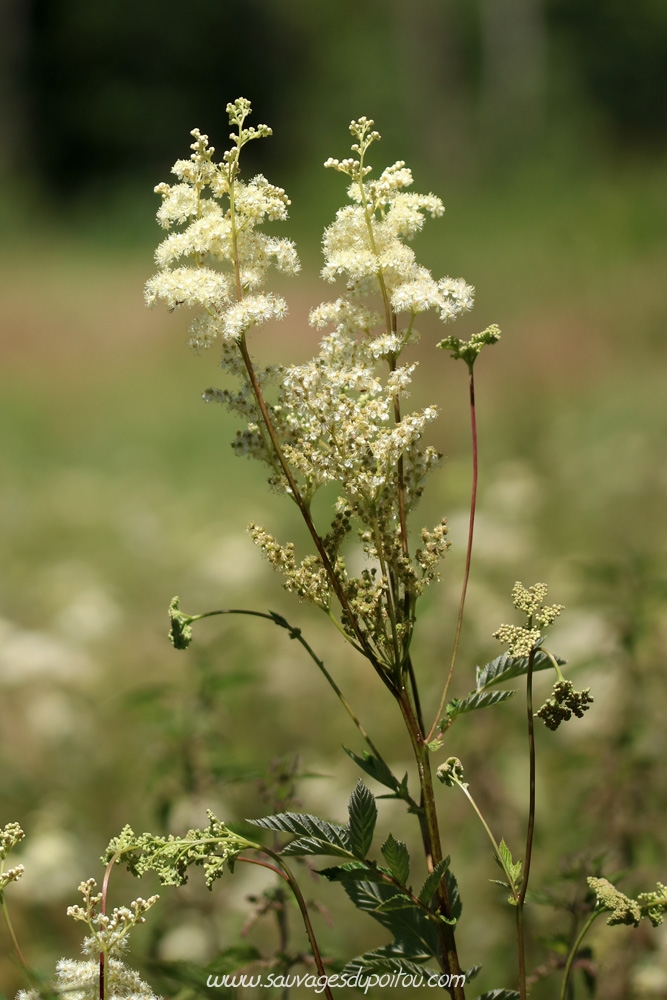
[455,783,520,904]
[517,644,538,1000]
[0,889,34,986]
[560,910,600,1000]
[542,646,566,682]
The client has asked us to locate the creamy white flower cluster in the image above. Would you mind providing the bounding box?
[15,878,162,1000]
[320,117,474,328]
[152,105,478,667]
[17,958,162,1000]
[493,581,564,656]
[145,99,299,349]
[241,119,478,660]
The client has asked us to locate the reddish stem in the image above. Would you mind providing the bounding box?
[428,366,478,741]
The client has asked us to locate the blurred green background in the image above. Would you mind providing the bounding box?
[1,0,667,996]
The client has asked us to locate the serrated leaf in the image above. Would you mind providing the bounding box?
[348,780,377,859]
[475,991,521,999]
[496,839,522,885]
[248,812,353,859]
[418,856,451,906]
[446,868,462,922]
[475,648,564,691]
[342,948,434,981]
[343,746,403,795]
[318,862,388,884]
[381,834,410,886]
[374,894,417,913]
[446,689,516,722]
[466,965,482,982]
[343,880,439,958]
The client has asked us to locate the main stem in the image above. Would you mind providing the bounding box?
[398,693,466,1000]
[237,335,395,694]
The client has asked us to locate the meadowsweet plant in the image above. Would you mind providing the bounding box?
[4,99,666,1000]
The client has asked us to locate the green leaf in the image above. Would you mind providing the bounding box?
[342,949,435,980]
[475,992,521,1000]
[381,834,410,886]
[446,868,463,922]
[418,856,451,906]
[374,894,417,913]
[475,649,564,691]
[446,689,516,722]
[343,880,439,959]
[318,862,388,884]
[348,780,377,859]
[248,812,353,859]
[343,746,406,797]
[496,839,522,886]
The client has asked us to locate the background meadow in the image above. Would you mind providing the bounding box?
[2,1,667,996]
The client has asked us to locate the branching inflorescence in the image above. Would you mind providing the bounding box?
[5,99,661,1000]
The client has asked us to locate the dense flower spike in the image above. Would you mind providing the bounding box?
[146,101,299,350]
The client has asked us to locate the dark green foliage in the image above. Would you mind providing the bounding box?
[341,951,436,980]
[446,869,463,922]
[343,879,440,958]
[381,833,410,886]
[445,688,516,723]
[343,747,410,801]
[418,856,451,907]
[475,648,564,691]
[248,811,353,859]
[475,991,521,1000]
[348,780,378,859]
[318,861,389,884]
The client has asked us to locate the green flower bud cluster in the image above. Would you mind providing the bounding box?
[0,822,25,891]
[436,757,466,788]
[588,877,667,928]
[104,811,254,890]
[493,581,564,656]
[437,324,501,370]
[168,596,194,649]
[536,679,593,730]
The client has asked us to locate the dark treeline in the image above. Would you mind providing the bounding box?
[1,0,666,201]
